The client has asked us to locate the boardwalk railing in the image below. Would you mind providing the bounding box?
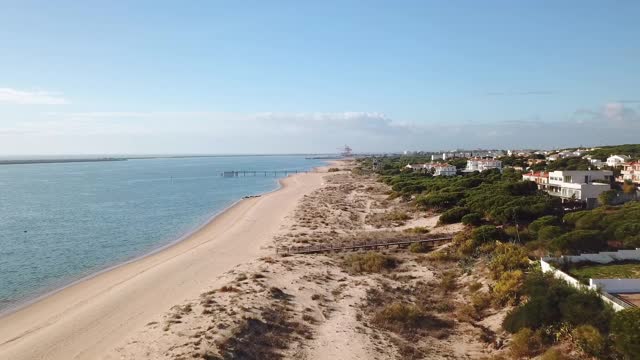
[221,170,309,177]
[276,235,454,255]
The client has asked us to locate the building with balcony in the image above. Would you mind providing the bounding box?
[426,163,457,176]
[465,158,502,172]
[522,171,549,190]
[546,170,613,207]
[620,162,640,184]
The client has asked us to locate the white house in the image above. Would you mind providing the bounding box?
[465,158,502,172]
[547,170,613,205]
[426,163,457,176]
[607,155,631,167]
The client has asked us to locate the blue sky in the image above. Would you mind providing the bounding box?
[1,0,639,154]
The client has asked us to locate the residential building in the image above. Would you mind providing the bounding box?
[425,163,457,176]
[465,158,502,172]
[607,155,631,167]
[522,171,549,190]
[546,170,613,206]
[621,162,640,184]
[404,163,426,171]
[431,154,443,161]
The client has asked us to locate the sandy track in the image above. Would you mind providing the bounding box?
[0,170,326,360]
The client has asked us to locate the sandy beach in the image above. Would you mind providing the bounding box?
[0,166,328,360]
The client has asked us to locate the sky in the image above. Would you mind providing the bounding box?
[1,0,639,155]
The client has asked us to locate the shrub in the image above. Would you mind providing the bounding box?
[415,192,463,210]
[372,303,453,335]
[572,324,605,358]
[438,206,469,224]
[610,308,640,358]
[598,189,616,205]
[540,348,570,360]
[528,215,560,237]
[492,270,524,306]
[461,212,482,226]
[328,167,340,172]
[403,226,430,234]
[470,225,504,246]
[550,230,605,254]
[537,225,565,242]
[408,242,429,253]
[559,292,614,332]
[509,328,544,358]
[488,243,530,279]
[438,271,458,294]
[343,252,397,274]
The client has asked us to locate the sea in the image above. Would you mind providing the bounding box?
[0,155,326,313]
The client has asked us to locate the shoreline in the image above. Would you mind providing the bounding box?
[0,163,331,360]
[0,166,323,317]
[0,171,287,318]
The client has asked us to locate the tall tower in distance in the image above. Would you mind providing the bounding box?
[339,145,353,157]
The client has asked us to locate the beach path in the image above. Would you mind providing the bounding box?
[0,170,325,360]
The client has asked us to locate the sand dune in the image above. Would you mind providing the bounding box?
[0,169,327,360]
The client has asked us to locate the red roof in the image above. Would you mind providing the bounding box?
[524,172,549,178]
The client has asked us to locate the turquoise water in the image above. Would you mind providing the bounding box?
[0,155,325,312]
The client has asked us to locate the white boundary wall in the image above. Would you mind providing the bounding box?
[590,279,640,293]
[540,259,629,311]
[542,249,640,265]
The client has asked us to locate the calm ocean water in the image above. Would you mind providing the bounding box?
[0,155,325,312]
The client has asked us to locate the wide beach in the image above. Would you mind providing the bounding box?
[0,165,329,359]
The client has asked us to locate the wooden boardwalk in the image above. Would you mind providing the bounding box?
[276,235,454,255]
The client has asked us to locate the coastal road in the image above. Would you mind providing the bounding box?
[0,170,326,360]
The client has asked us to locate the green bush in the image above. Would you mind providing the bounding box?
[438,206,469,224]
[470,225,504,246]
[560,292,614,332]
[611,308,640,358]
[328,167,340,172]
[503,271,614,334]
[537,225,565,242]
[550,230,605,254]
[415,192,463,210]
[528,215,560,237]
[461,212,482,226]
[572,324,605,358]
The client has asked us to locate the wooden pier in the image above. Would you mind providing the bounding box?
[221,170,308,177]
[276,235,454,255]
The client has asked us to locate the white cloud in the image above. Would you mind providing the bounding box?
[0,88,69,105]
[2,106,640,154]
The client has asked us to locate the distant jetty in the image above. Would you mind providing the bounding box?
[0,158,127,166]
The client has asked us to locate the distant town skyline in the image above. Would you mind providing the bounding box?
[1,1,639,154]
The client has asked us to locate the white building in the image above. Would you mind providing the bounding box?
[426,163,457,176]
[431,154,443,161]
[547,170,613,204]
[465,158,502,172]
[607,155,631,167]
